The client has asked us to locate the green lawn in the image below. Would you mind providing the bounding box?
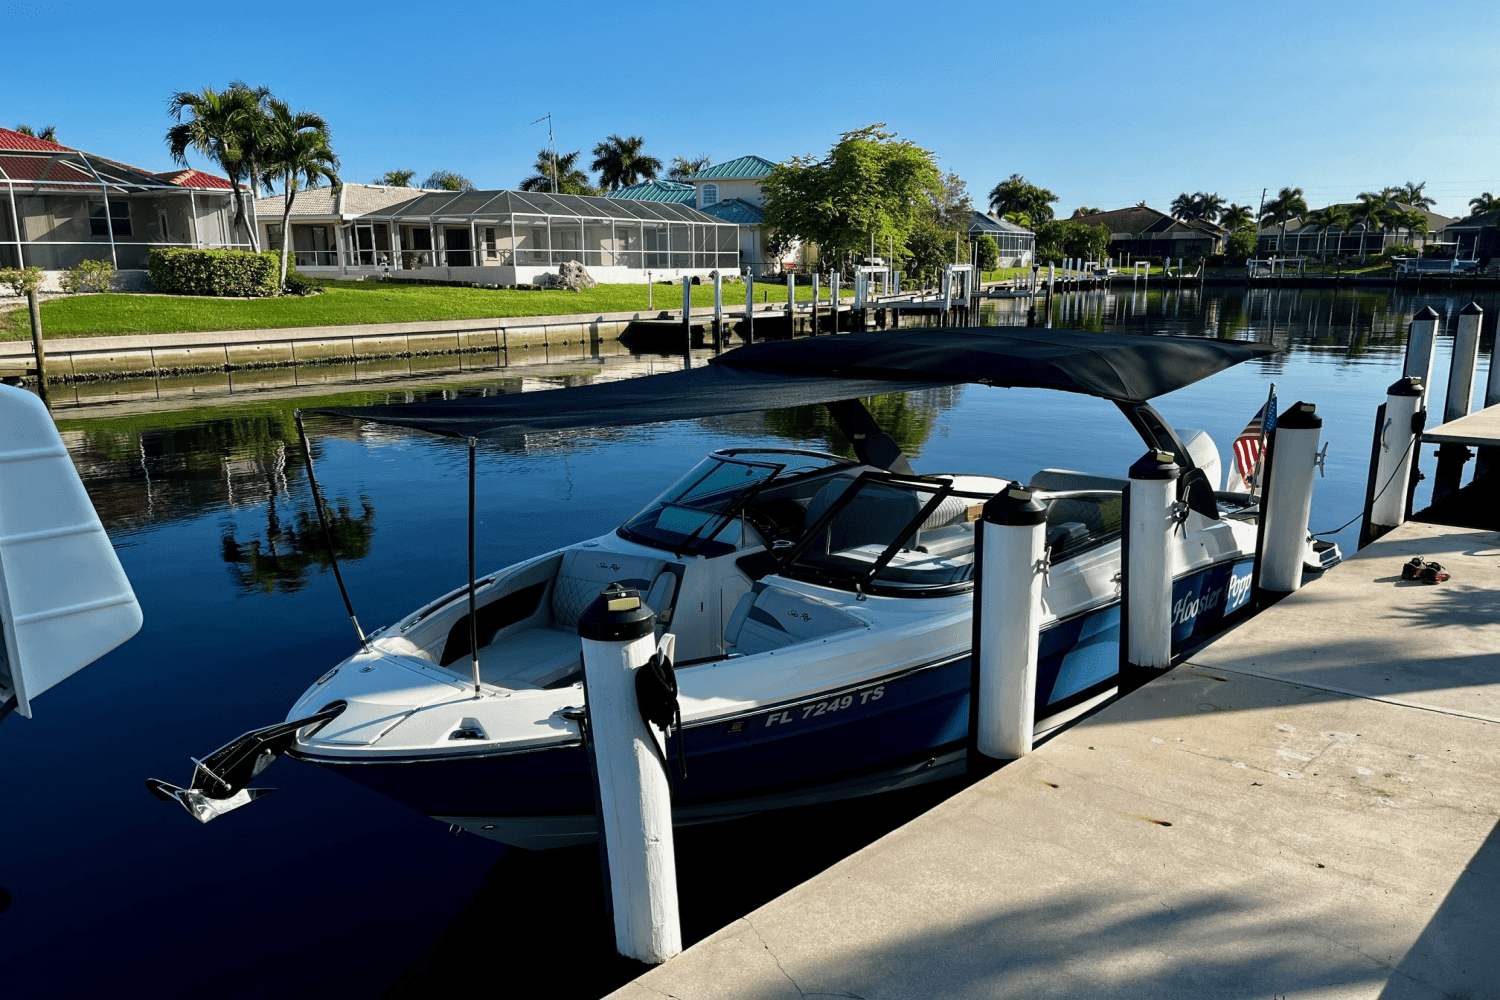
[1,280,856,340]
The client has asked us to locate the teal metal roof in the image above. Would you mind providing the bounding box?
[700,198,765,225]
[694,155,777,180]
[607,179,696,204]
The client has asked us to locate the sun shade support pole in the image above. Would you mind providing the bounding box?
[467,436,481,699]
[294,411,370,653]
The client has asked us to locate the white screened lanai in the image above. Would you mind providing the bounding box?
[340,189,741,284]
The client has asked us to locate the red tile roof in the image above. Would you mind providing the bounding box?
[0,126,72,152]
[0,154,94,184]
[155,169,235,190]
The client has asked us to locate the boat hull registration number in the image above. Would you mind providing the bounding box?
[763,685,885,727]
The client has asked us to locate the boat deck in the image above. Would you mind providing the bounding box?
[607,519,1500,998]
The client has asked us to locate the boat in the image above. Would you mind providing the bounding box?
[150,328,1332,847]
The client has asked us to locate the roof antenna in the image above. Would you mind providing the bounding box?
[530,113,558,193]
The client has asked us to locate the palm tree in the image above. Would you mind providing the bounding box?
[422,170,473,191]
[1171,192,1225,223]
[259,98,339,285]
[226,80,274,199]
[590,135,661,192]
[1304,205,1351,258]
[1392,207,1429,249]
[988,173,1057,224]
[14,124,59,143]
[1348,191,1390,261]
[519,149,593,195]
[668,155,710,180]
[1399,181,1435,210]
[1258,187,1308,252]
[1219,204,1254,232]
[166,85,266,251]
[1469,192,1500,217]
[375,169,414,187]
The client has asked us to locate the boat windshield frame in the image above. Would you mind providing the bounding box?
[617,448,854,558]
[776,470,992,597]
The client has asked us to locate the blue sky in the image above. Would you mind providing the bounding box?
[5,0,1497,220]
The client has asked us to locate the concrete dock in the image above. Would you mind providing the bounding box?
[608,520,1500,999]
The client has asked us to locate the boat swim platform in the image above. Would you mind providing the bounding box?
[607,520,1500,1000]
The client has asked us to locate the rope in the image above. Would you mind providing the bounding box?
[1310,432,1417,537]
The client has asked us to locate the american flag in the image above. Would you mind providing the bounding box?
[1230,388,1278,491]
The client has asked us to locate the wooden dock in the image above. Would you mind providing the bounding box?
[608,519,1500,998]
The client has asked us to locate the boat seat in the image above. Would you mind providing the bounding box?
[478,627,582,689]
[724,584,865,656]
[551,549,668,630]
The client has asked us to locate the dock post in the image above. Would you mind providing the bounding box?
[745,274,755,345]
[1479,306,1500,481]
[1122,451,1180,689]
[1255,402,1322,597]
[811,273,820,336]
[681,278,692,368]
[711,270,722,350]
[1365,376,1424,541]
[577,584,682,965]
[1404,305,1440,387]
[786,271,795,327]
[1434,302,1482,500]
[830,270,839,334]
[1048,264,1055,296]
[970,486,1048,765]
[942,266,952,317]
[26,289,47,407]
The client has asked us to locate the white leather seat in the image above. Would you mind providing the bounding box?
[479,627,582,689]
[725,585,865,656]
[551,549,667,629]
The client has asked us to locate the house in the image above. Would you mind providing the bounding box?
[0,126,239,281]
[1070,206,1222,259]
[253,183,740,284]
[1432,212,1496,261]
[968,212,1034,266]
[1255,202,1454,257]
[606,155,795,275]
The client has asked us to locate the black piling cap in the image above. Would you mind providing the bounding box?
[1461,300,1484,316]
[1277,400,1322,430]
[579,583,655,642]
[1128,450,1181,481]
[1415,305,1441,320]
[982,485,1048,526]
[1386,375,1424,397]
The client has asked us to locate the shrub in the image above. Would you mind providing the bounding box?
[282,271,322,296]
[0,265,45,296]
[60,258,114,294]
[1382,244,1419,262]
[975,234,1000,272]
[1224,229,1258,264]
[147,248,281,297]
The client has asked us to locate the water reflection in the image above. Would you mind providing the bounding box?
[760,387,961,458]
[220,493,376,595]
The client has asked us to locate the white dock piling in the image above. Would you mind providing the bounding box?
[1368,376,1425,536]
[578,585,682,965]
[972,487,1048,761]
[745,274,755,344]
[681,278,692,366]
[831,271,839,334]
[1257,402,1322,594]
[1445,302,1483,424]
[1124,450,1179,679]
[811,274,820,335]
[711,270,722,346]
[1404,306,1440,387]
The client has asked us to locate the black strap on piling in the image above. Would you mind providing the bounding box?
[467,437,481,698]
[635,647,686,779]
[294,410,369,652]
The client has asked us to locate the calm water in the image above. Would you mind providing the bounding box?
[1,286,1494,997]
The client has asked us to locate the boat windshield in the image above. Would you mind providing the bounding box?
[780,473,991,595]
[619,450,844,557]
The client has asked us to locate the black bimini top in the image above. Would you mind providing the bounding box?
[317,328,1268,439]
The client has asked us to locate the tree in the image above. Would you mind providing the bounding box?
[590,135,661,192]
[988,173,1057,224]
[975,233,999,272]
[1393,207,1429,247]
[762,124,942,271]
[1034,219,1108,265]
[1224,228,1258,264]
[1172,191,1225,223]
[1219,204,1255,232]
[1399,181,1435,210]
[1004,211,1032,228]
[668,155,710,180]
[14,124,58,143]
[519,149,593,195]
[423,169,474,192]
[1469,192,1500,216]
[1348,191,1390,260]
[929,171,973,231]
[904,218,956,286]
[376,169,414,187]
[1073,206,1102,217]
[1258,187,1307,252]
[260,98,339,285]
[1304,204,1351,258]
[166,84,267,251]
